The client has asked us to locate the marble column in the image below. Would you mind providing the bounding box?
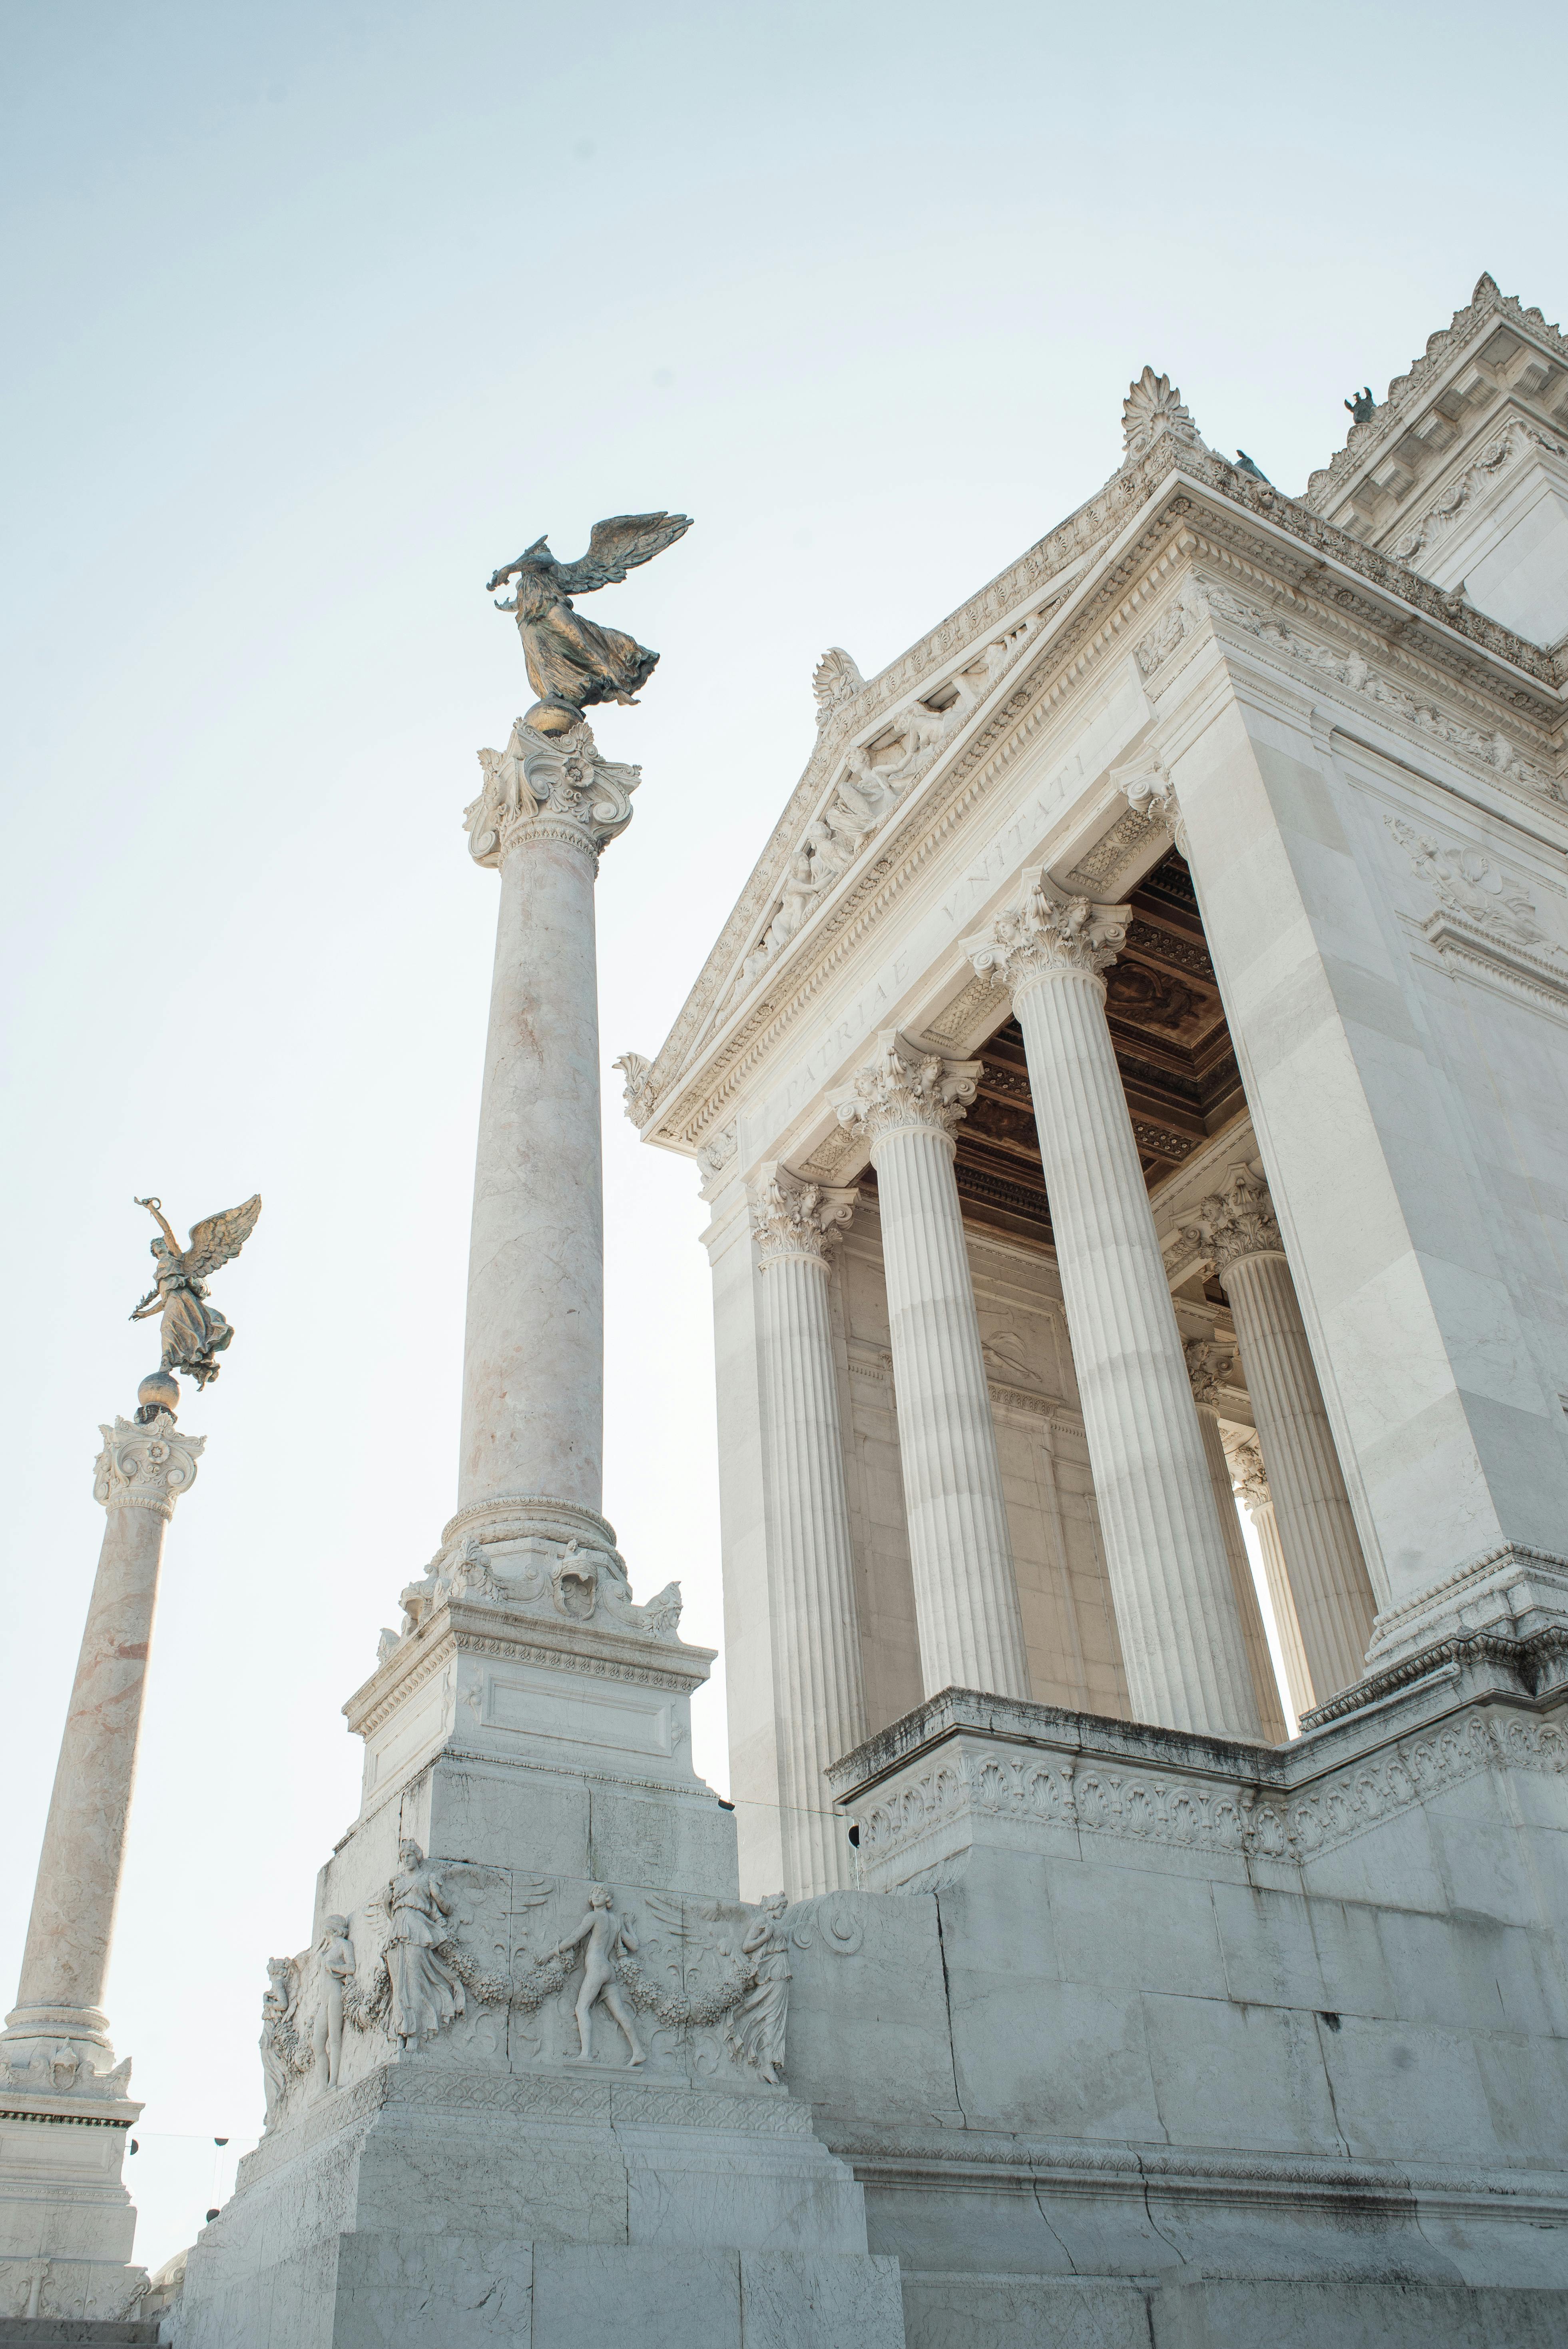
[750,1165,867,1897]
[966,873,1261,1740]
[0,1411,203,2312]
[453,721,637,1559]
[1189,1168,1376,1705]
[832,1032,1031,1702]
[1185,1343,1287,1743]
[1231,1437,1314,1723]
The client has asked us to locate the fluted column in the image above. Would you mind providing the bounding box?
[1187,1168,1376,1705]
[4,1412,203,2080]
[1232,1437,1313,1721]
[454,721,637,1559]
[751,1165,867,1897]
[1185,1343,1286,1743]
[966,873,1261,1739]
[832,1032,1031,1701]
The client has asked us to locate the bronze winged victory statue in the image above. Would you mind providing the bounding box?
[486,510,692,736]
[129,1193,262,1413]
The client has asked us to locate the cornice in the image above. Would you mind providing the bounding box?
[1303,273,1568,516]
[343,1597,716,1736]
[641,459,1566,1163]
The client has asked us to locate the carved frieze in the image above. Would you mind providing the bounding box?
[257,1862,815,2130]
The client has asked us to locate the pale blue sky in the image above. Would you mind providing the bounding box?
[4,0,1563,2273]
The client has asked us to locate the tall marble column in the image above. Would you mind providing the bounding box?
[1185,1343,1286,1743]
[1231,1436,1314,1722]
[967,873,1261,1740]
[1188,1168,1376,1705]
[0,1409,204,2315]
[750,1165,867,1896]
[833,1032,1031,1702]
[453,721,637,1561]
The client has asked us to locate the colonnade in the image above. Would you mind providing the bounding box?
[747,871,1377,1893]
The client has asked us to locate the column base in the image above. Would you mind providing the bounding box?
[1360,1541,1568,1671]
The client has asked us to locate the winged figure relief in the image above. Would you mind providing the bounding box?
[487,511,692,736]
[129,1193,262,1390]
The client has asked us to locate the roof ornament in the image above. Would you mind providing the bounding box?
[1122,367,1202,462]
[812,646,865,730]
[1343,387,1375,426]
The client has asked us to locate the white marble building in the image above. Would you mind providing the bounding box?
[11,272,1568,2348]
[611,275,1568,2337]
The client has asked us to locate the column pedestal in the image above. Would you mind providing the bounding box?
[0,1410,203,2323]
[834,1033,1031,1703]
[967,877,1261,1741]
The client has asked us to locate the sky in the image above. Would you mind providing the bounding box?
[2,0,1564,2280]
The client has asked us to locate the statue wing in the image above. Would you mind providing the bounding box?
[181,1194,262,1279]
[553,511,692,595]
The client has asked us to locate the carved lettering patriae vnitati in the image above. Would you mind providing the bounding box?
[832,1031,980,1150]
[964,872,1130,998]
[749,1165,858,1267]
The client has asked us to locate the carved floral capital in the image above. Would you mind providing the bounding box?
[93,1413,205,1518]
[1231,1436,1271,1515]
[1118,763,1189,857]
[1184,1338,1235,1410]
[751,1163,858,1267]
[833,1030,980,1154]
[964,869,1129,998]
[1183,1167,1284,1278]
[464,720,639,869]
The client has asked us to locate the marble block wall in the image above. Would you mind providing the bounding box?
[805,1647,1568,2339]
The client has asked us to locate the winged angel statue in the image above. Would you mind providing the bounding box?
[487,510,691,735]
[129,1193,262,1393]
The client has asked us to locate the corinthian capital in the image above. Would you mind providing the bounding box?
[750,1163,859,1267]
[1183,1337,1235,1409]
[963,869,1129,998]
[464,719,639,869]
[93,1413,205,1519]
[1182,1166,1284,1278]
[1231,1436,1270,1515]
[1118,762,1189,856]
[831,1031,980,1154]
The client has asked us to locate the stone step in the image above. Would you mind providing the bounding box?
[0,2326,160,2346]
